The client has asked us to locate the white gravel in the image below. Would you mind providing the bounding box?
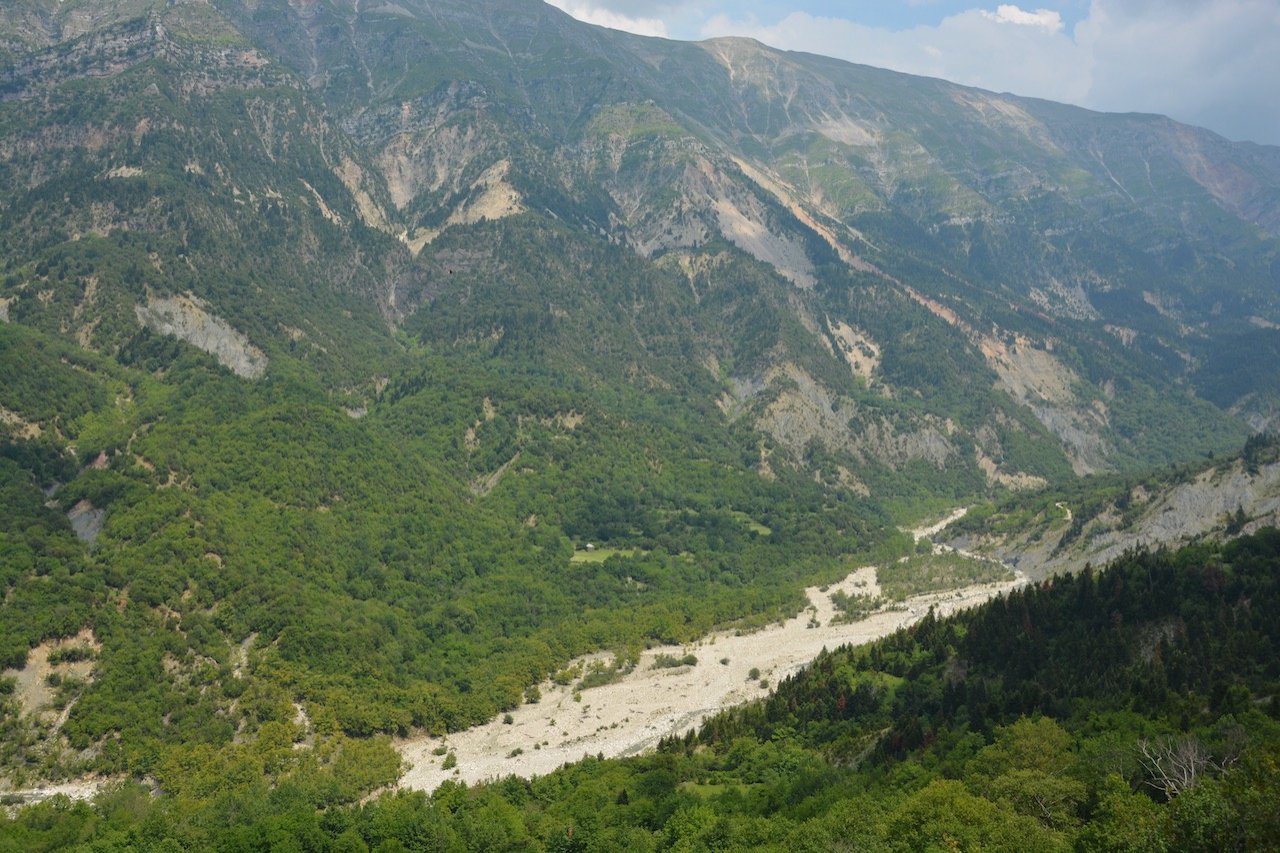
[399,548,1023,792]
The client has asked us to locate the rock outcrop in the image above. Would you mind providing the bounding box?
[135,293,268,380]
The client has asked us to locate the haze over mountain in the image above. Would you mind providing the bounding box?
[0,0,1278,842]
[572,0,1280,149]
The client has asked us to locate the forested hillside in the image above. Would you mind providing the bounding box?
[1,0,1279,844]
[5,529,1277,850]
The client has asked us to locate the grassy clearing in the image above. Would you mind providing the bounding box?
[569,547,646,563]
[728,511,772,536]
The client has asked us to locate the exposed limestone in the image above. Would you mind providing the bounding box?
[834,464,870,496]
[729,156,882,272]
[105,165,144,179]
[395,160,523,255]
[606,146,817,288]
[711,192,816,288]
[828,319,880,382]
[1029,276,1100,321]
[232,633,257,680]
[67,499,105,544]
[747,363,955,468]
[1,629,100,723]
[979,335,1111,475]
[373,97,499,211]
[443,159,523,228]
[470,453,519,497]
[976,451,1047,492]
[1231,393,1280,434]
[334,156,392,232]
[954,459,1280,581]
[0,406,41,439]
[813,117,879,147]
[981,335,1076,405]
[902,279,1110,473]
[300,179,343,225]
[1105,325,1138,346]
[948,90,1059,152]
[399,227,439,256]
[135,292,268,379]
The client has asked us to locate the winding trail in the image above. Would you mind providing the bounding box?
[398,508,1024,792]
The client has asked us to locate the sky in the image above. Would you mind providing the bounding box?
[543,0,1280,147]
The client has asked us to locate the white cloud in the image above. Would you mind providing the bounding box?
[544,0,670,37]
[1074,0,1280,144]
[980,5,1064,32]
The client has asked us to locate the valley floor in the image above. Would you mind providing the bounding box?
[2,511,1021,806]
[398,526,1024,791]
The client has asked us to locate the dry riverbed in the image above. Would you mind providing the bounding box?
[399,514,1023,791]
[4,511,1018,805]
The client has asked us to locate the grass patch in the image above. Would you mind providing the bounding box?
[728,511,772,536]
[569,547,645,563]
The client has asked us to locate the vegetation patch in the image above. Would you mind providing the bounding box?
[877,550,1013,601]
[569,547,646,563]
[829,589,885,623]
[651,653,698,670]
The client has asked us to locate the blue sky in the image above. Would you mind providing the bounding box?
[545,1,1280,146]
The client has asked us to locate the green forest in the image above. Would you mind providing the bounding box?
[4,529,1277,850]
[3,0,1280,848]
[0,316,899,778]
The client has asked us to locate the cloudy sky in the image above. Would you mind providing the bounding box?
[543,0,1280,146]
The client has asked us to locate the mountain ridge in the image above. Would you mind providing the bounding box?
[0,0,1278,798]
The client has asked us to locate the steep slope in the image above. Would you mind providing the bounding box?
[0,0,1277,797]
[5,530,1278,849]
[2,0,1272,482]
[0,2,409,393]
[947,434,1280,580]
[208,0,1273,472]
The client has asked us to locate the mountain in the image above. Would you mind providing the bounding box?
[0,0,1278,809]
[4,0,1278,478]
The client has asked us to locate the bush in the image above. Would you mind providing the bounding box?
[47,646,95,665]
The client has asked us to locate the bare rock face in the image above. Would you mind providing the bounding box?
[135,293,268,379]
[67,499,105,544]
[740,363,957,470]
[954,459,1280,581]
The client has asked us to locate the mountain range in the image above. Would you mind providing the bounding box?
[1,0,1279,822]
